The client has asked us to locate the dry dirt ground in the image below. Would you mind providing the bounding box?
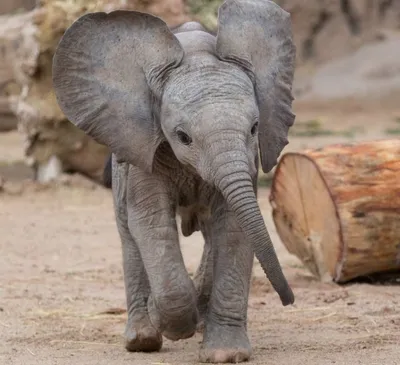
[1,99,400,364]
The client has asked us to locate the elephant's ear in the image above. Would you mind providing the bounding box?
[52,11,184,173]
[216,0,296,173]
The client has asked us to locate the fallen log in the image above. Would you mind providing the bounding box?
[0,0,189,183]
[269,139,400,283]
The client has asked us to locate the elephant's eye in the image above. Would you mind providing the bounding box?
[177,130,192,145]
[251,122,259,136]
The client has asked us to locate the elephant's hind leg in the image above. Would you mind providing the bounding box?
[113,159,162,352]
[193,224,213,333]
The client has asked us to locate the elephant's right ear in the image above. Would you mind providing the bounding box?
[52,11,184,173]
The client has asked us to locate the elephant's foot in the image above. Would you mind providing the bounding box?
[196,294,210,334]
[124,315,162,352]
[196,312,206,333]
[196,318,205,333]
[148,294,198,341]
[199,323,252,363]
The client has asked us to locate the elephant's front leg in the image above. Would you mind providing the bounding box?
[200,208,254,363]
[112,159,161,352]
[118,216,162,351]
[127,168,198,341]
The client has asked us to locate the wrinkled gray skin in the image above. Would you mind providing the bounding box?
[52,1,296,362]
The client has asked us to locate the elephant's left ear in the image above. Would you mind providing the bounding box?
[216,0,296,173]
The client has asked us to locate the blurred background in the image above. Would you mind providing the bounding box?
[1,0,400,186]
[0,1,399,364]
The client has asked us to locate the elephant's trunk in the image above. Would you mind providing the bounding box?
[212,149,294,306]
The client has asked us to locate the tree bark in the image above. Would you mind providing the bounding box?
[269,139,400,283]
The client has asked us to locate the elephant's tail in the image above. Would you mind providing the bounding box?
[103,154,112,189]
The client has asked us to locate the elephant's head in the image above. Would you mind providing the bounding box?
[52,0,296,306]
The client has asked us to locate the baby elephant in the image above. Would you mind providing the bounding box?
[52,0,296,362]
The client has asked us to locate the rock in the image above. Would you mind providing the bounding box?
[0,0,35,15]
[189,0,400,67]
[296,30,400,101]
[0,1,36,131]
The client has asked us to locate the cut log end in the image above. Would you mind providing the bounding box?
[270,139,400,283]
[270,153,342,281]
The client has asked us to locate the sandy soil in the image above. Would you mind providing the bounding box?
[1,100,400,364]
